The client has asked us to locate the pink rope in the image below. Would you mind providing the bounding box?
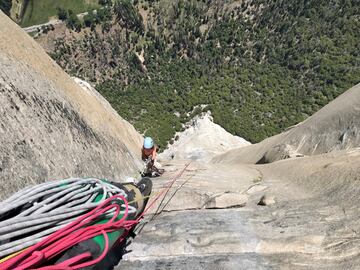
[1,163,191,269]
[0,195,129,270]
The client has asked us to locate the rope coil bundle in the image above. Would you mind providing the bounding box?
[0,178,137,260]
[0,194,136,270]
[0,164,190,270]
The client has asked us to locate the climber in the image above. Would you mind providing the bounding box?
[141,137,164,177]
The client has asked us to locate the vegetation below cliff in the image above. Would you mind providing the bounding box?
[0,0,12,16]
[36,0,360,148]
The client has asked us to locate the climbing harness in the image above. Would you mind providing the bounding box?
[141,157,164,177]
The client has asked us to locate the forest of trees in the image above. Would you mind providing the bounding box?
[47,0,360,148]
[0,0,12,16]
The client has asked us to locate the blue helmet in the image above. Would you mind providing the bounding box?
[143,137,154,149]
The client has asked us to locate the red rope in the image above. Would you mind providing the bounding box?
[0,195,128,270]
[136,162,191,222]
[0,163,191,270]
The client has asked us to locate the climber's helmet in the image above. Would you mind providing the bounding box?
[143,137,154,149]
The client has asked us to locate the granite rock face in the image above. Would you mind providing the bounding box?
[160,113,250,162]
[115,83,360,270]
[0,11,143,199]
[119,151,360,270]
[213,83,360,164]
[2,9,360,270]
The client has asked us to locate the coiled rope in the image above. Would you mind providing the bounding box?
[0,163,190,269]
[0,194,133,270]
[0,178,136,259]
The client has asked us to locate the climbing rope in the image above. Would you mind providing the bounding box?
[0,164,191,269]
[0,178,136,259]
[137,162,191,219]
[152,172,196,219]
[135,162,192,235]
[0,194,135,270]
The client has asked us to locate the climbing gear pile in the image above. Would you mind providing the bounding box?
[0,162,190,269]
[142,157,165,178]
[0,177,152,269]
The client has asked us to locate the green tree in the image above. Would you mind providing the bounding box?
[99,0,113,6]
[0,0,12,16]
[56,7,68,21]
[83,11,94,28]
[114,0,144,33]
[66,10,82,32]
